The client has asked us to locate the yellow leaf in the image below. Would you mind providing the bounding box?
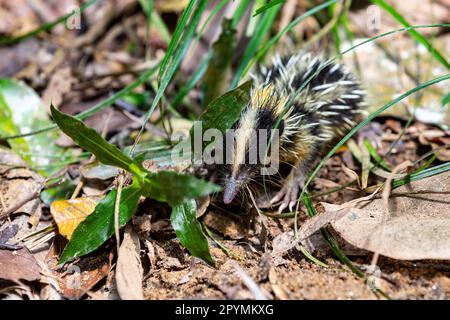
[50,197,102,239]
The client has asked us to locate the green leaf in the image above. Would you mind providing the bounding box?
[59,180,142,264]
[171,199,215,266]
[195,81,252,137]
[0,79,71,176]
[442,92,450,107]
[143,171,221,207]
[202,18,236,106]
[50,105,144,178]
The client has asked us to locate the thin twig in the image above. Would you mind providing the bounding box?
[114,174,125,256]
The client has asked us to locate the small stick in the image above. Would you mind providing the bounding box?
[114,174,125,256]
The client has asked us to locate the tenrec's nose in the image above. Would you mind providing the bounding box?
[223,177,239,204]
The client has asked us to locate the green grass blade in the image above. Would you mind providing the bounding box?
[0,0,100,45]
[230,4,281,88]
[302,193,364,276]
[157,0,198,81]
[136,0,209,146]
[363,139,391,171]
[151,11,171,44]
[232,0,252,28]
[197,0,230,37]
[330,4,341,54]
[297,245,329,268]
[392,161,450,188]
[203,223,242,260]
[172,0,231,109]
[250,0,338,68]
[370,0,450,70]
[442,92,450,107]
[139,0,154,59]
[254,0,285,16]
[202,18,236,105]
[172,53,212,108]
[341,24,450,56]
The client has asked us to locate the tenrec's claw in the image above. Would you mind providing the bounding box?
[270,170,303,213]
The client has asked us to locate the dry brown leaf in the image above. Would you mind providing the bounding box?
[331,171,450,260]
[0,248,41,282]
[42,66,75,108]
[299,191,380,241]
[45,238,111,299]
[341,164,361,188]
[50,196,102,239]
[271,231,295,266]
[0,147,44,219]
[116,225,144,300]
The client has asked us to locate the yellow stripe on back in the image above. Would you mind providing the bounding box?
[250,84,288,117]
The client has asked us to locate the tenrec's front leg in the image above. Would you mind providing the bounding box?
[270,163,306,213]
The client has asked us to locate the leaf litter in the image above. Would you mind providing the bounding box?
[0,0,449,300]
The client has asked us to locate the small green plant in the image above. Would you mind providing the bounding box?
[51,105,221,265]
[50,78,252,265]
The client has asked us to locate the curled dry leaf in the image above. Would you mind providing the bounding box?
[116,225,144,300]
[50,196,102,239]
